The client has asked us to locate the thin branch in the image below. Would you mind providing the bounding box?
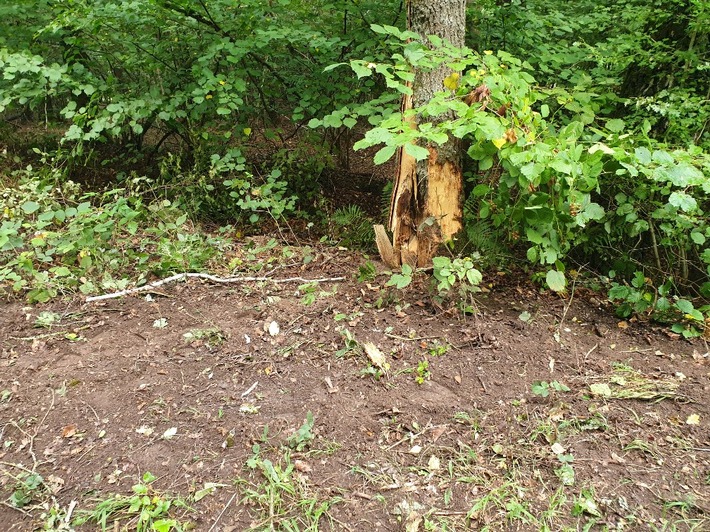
[85,272,345,302]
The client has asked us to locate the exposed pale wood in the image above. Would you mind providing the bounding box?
[373,224,400,268]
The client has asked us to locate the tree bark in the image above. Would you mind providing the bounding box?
[387,0,466,268]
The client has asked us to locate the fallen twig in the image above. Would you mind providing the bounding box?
[240,381,259,398]
[208,492,237,532]
[85,272,346,302]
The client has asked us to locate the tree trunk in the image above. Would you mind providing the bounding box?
[386,0,466,268]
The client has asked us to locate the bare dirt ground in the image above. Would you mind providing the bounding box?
[1,241,709,531]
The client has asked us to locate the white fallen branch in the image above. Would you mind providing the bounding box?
[85,272,345,302]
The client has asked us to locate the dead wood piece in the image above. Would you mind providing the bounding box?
[374,224,400,268]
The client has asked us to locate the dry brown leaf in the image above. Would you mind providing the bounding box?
[61,424,77,438]
[430,425,447,442]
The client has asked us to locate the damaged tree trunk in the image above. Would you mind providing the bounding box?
[382,0,466,268]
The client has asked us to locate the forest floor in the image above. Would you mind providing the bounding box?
[1,239,709,531]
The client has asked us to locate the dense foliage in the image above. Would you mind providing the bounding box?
[1,0,708,334]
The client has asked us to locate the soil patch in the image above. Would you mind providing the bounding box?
[1,243,709,530]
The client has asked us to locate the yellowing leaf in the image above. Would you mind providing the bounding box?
[492,138,506,149]
[363,342,390,371]
[443,72,460,91]
[686,414,700,425]
[589,383,612,397]
[484,50,493,55]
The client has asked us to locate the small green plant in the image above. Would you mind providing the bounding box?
[238,441,342,530]
[34,311,62,328]
[427,341,450,357]
[287,411,315,452]
[357,260,377,283]
[73,472,191,531]
[531,380,570,398]
[298,282,318,305]
[182,328,226,349]
[360,365,385,381]
[332,205,374,250]
[335,328,359,358]
[8,471,45,508]
[415,359,430,384]
[386,263,414,289]
[222,168,297,224]
[297,282,335,306]
[432,256,482,313]
[554,453,576,486]
[571,488,602,519]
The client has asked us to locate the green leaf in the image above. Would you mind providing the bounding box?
[608,284,630,301]
[540,104,549,118]
[526,247,538,262]
[605,119,625,133]
[675,299,694,314]
[323,62,346,72]
[478,157,493,171]
[351,61,373,79]
[21,201,40,214]
[690,232,705,245]
[403,143,429,161]
[634,147,652,165]
[652,150,674,165]
[668,191,697,213]
[531,381,550,397]
[546,270,566,292]
[582,202,605,220]
[373,145,397,165]
[666,164,704,187]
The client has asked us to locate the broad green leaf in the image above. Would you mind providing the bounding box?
[478,157,493,171]
[21,201,40,214]
[668,191,697,212]
[588,143,615,155]
[652,150,674,165]
[666,164,704,187]
[404,143,429,161]
[691,232,705,245]
[605,119,625,133]
[634,147,652,165]
[546,270,566,292]
[350,61,373,79]
[582,202,605,220]
[675,299,694,314]
[373,145,397,165]
[550,158,572,174]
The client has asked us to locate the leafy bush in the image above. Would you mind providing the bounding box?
[0,166,230,302]
[315,25,709,305]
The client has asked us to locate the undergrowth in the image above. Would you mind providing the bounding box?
[0,163,232,302]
